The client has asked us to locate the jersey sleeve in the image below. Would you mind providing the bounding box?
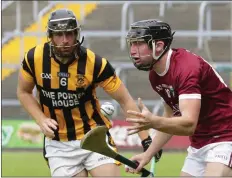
[176,53,202,100]
[20,51,34,83]
[96,58,122,93]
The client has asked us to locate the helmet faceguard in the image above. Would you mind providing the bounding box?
[47,9,84,58]
[126,19,175,71]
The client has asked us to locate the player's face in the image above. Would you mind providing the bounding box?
[129,41,153,67]
[51,31,76,57]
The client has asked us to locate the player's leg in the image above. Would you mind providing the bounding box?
[73,169,88,177]
[52,166,87,177]
[204,162,232,176]
[44,137,90,177]
[88,162,120,176]
[204,142,232,176]
[84,133,121,176]
[180,159,205,176]
[180,146,206,176]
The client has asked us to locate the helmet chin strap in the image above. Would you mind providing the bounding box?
[51,43,78,48]
[152,40,166,61]
[50,36,85,59]
[151,32,175,62]
[148,40,170,70]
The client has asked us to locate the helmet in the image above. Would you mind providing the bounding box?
[47,9,83,58]
[126,19,175,71]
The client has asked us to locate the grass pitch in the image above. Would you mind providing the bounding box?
[2,151,186,176]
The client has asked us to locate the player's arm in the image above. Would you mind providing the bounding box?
[151,52,201,135]
[96,58,149,140]
[144,102,173,159]
[126,96,201,136]
[126,101,173,174]
[107,82,149,140]
[17,73,45,124]
[17,53,58,138]
[151,98,200,135]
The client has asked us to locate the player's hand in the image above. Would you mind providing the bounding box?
[141,136,163,163]
[37,118,58,139]
[126,98,153,135]
[125,152,151,174]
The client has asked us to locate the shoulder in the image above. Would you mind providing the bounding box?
[25,46,36,61]
[172,48,198,62]
[81,46,109,66]
[81,46,104,60]
[172,48,202,72]
[26,42,48,61]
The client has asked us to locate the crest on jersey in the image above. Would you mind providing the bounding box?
[76,74,90,89]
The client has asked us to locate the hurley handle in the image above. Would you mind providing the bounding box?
[115,154,154,177]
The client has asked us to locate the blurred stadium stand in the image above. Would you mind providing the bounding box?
[2,1,232,119]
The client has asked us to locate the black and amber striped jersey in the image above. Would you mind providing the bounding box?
[20,42,122,141]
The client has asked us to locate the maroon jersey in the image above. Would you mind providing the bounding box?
[149,48,232,148]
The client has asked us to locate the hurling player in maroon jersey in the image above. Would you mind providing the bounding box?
[125,19,232,176]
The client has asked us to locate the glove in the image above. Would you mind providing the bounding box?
[141,136,163,163]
